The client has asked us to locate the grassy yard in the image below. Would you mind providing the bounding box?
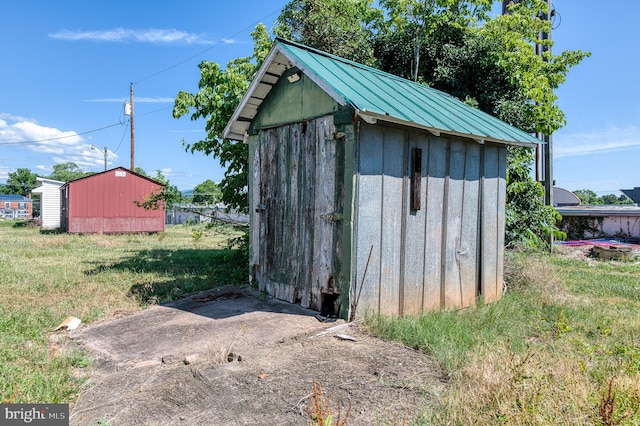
[0,220,246,404]
[366,248,640,425]
[2,220,640,424]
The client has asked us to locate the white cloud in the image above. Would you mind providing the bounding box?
[554,125,640,158]
[0,115,84,149]
[0,114,118,171]
[49,28,213,45]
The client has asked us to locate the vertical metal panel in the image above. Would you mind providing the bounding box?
[480,145,500,302]
[459,142,481,307]
[353,123,383,315]
[341,124,356,320]
[402,133,429,314]
[496,147,507,300]
[442,139,466,308]
[379,127,405,315]
[423,137,447,310]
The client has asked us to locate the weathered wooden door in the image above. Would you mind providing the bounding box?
[252,115,344,315]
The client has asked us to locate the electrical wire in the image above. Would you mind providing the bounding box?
[1,6,282,150]
[133,6,282,84]
[112,119,130,154]
[0,121,126,146]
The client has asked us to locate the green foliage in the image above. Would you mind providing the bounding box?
[574,189,633,205]
[48,162,93,182]
[175,0,589,247]
[375,0,491,81]
[480,0,590,135]
[505,146,565,248]
[274,0,380,66]
[173,24,271,213]
[1,168,39,196]
[192,179,222,205]
[134,166,149,177]
[133,170,182,211]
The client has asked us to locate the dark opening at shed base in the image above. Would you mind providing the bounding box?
[320,293,339,318]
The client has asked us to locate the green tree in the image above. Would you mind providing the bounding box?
[192,179,222,205]
[48,162,92,182]
[175,0,588,248]
[134,167,149,177]
[2,168,39,196]
[274,0,380,66]
[574,189,601,205]
[133,170,182,211]
[618,194,633,205]
[373,0,588,247]
[173,24,271,213]
[505,146,564,247]
[375,0,491,81]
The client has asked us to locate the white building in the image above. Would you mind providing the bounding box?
[31,177,64,229]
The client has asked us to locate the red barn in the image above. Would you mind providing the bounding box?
[60,167,165,234]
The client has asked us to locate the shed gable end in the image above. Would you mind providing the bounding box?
[250,68,339,135]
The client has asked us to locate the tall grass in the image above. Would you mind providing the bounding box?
[366,249,640,425]
[0,221,246,404]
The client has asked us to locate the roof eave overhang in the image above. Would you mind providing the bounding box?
[356,110,539,148]
[223,43,349,142]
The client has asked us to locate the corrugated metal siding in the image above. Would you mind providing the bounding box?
[353,122,506,315]
[63,168,165,233]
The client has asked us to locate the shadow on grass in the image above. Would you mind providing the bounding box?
[84,247,248,305]
[39,228,65,235]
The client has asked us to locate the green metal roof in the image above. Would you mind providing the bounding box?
[224,39,540,147]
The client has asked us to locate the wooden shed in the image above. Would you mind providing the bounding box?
[224,39,540,319]
[31,177,65,229]
[61,167,165,234]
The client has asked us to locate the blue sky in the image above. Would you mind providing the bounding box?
[1,1,638,196]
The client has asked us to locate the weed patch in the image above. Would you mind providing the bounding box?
[365,250,640,424]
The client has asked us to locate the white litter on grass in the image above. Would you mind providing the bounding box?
[54,316,82,331]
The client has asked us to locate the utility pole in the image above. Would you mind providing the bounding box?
[129,83,135,172]
[503,0,554,207]
[91,145,108,171]
[541,0,553,207]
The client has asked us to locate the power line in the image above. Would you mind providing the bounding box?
[134,7,282,84]
[1,7,282,152]
[0,121,128,146]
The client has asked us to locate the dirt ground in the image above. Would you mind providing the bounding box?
[59,286,445,425]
